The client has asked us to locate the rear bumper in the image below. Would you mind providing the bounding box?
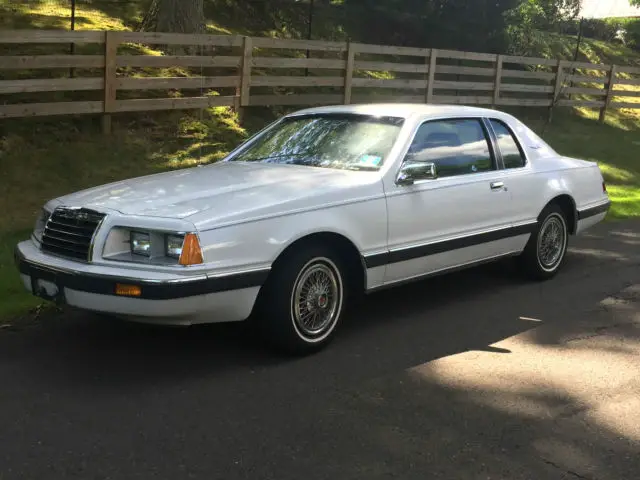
[15,240,269,325]
[575,199,610,235]
[577,199,611,220]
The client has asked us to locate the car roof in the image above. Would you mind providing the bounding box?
[288,103,503,120]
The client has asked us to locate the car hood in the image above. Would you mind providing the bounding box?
[56,161,382,225]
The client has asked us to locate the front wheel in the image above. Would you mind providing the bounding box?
[518,204,569,280]
[255,245,347,355]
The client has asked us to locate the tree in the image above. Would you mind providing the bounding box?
[343,0,520,53]
[141,0,205,34]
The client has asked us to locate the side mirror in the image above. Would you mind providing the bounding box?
[396,160,437,186]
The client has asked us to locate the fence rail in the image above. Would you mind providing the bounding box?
[1,29,639,132]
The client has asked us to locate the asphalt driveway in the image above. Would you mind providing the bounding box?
[1,220,639,480]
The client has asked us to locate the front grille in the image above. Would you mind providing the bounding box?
[41,207,105,261]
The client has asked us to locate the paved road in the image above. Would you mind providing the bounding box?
[1,221,639,480]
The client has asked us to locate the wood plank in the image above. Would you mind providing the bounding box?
[433,80,494,91]
[563,61,611,71]
[0,55,104,69]
[117,55,240,68]
[344,42,356,104]
[351,43,430,57]
[615,77,640,86]
[493,55,503,107]
[352,94,424,104]
[251,37,347,52]
[609,101,640,108]
[252,57,346,69]
[116,76,239,90]
[497,98,553,107]
[351,78,426,89]
[0,101,104,119]
[500,84,554,93]
[250,76,344,87]
[239,36,252,107]
[437,65,494,76]
[437,49,496,62]
[558,99,606,107]
[564,87,606,95]
[501,69,555,81]
[114,96,237,113]
[249,94,343,106]
[0,77,103,94]
[612,90,640,97]
[426,49,437,103]
[615,65,640,74]
[354,61,428,74]
[432,95,493,105]
[119,32,243,47]
[502,55,558,66]
[566,74,606,83]
[0,30,105,44]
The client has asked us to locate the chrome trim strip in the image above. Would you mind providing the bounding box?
[362,221,536,269]
[366,251,520,293]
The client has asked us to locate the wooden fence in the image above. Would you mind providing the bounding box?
[1,29,640,132]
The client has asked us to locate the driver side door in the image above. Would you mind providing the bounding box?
[380,117,527,285]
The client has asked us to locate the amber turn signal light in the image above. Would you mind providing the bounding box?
[179,233,204,266]
[115,284,142,297]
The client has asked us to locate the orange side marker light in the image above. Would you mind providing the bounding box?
[179,233,204,266]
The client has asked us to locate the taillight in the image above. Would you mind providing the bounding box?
[602,181,607,193]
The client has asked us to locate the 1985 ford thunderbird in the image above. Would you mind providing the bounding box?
[16,104,610,353]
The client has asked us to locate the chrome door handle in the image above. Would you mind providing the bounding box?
[490,181,505,190]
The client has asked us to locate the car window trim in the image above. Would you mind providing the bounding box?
[485,117,529,169]
[395,116,500,183]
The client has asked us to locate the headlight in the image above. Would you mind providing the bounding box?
[33,209,51,243]
[165,234,184,258]
[130,231,151,256]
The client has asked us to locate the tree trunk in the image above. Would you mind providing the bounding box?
[141,0,205,34]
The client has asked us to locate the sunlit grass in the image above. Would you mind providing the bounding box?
[606,185,640,219]
[0,2,134,31]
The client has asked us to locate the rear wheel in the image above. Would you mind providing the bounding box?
[518,203,569,280]
[256,245,348,355]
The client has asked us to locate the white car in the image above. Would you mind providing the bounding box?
[15,104,610,353]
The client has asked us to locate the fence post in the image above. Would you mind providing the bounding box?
[343,41,355,105]
[102,31,118,135]
[599,64,617,124]
[492,54,503,108]
[426,48,437,104]
[238,36,253,116]
[548,59,566,123]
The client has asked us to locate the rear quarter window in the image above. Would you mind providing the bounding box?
[489,119,526,169]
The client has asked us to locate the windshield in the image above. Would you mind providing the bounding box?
[230,113,405,171]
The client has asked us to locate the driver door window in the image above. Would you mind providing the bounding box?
[407,119,495,177]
